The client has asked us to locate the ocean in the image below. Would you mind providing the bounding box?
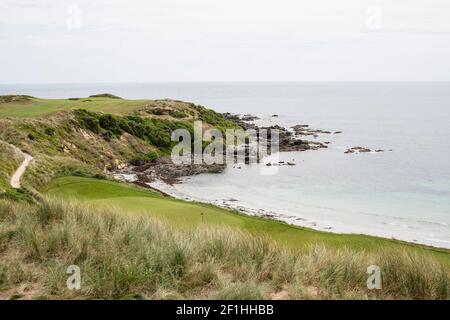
[2,82,450,248]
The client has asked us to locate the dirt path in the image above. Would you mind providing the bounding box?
[7,143,34,189]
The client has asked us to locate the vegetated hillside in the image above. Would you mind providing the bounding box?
[0,96,238,195]
[0,141,22,192]
[0,198,448,300]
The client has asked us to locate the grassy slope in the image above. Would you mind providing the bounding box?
[0,96,237,191]
[0,97,153,118]
[44,176,450,266]
[0,141,22,192]
[1,198,447,299]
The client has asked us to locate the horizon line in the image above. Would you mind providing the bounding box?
[2,80,450,86]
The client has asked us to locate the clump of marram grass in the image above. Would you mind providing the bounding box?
[376,249,449,299]
[215,281,264,300]
[0,198,449,300]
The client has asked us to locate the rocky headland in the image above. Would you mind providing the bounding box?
[114,112,335,187]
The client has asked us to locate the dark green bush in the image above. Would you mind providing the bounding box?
[99,114,122,137]
[74,109,101,134]
[169,110,187,118]
[129,150,160,166]
[44,127,55,136]
[147,108,165,116]
[73,109,197,151]
[0,188,34,203]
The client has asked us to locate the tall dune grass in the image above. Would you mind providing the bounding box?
[0,199,448,300]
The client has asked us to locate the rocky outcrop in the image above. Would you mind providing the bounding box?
[291,125,333,138]
[118,157,226,185]
[344,146,387,154]
[223,113,331,152]
[261,125,328,152]
[114,112,335,187]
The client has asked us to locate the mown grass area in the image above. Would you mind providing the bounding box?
[0,97,154,118]
[0,198,448,299]
[44,176,450,266]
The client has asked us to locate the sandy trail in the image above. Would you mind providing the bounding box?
[6,143,34,189]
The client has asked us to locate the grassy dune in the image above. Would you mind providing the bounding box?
[0,198,448,300]
[44,176,450,266]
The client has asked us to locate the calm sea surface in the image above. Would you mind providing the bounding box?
[2,82,450,247]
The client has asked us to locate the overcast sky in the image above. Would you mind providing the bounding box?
[1,0,450,83]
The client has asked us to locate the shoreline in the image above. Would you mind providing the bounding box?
[146,179,450,250]
[113,172,450,251]
[113,114,450,251]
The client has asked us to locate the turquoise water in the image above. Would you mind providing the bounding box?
[2,82,450,247]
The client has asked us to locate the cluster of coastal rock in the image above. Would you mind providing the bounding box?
[266,160,296,167]
[222,113,330,152]
[116,157,226,186]
[291,124,342,138]
[344,146,390,154]
[113,112,336,186]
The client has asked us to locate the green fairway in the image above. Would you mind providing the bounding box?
[0,97,153,118]
[44,176,450,264]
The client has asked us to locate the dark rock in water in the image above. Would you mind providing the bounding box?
[222,112,241,121]
[223,112,259,122]
[258,124,328,152]
[291,124,309,130]
[334,131,342,134]
[345,146,371,153]
[222,113,258,130]
[291,124,334,137]
[241,114,259,121]
[271,114,279,117]
[345,146,385,154]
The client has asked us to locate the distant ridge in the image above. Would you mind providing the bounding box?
[89,93,123,99]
